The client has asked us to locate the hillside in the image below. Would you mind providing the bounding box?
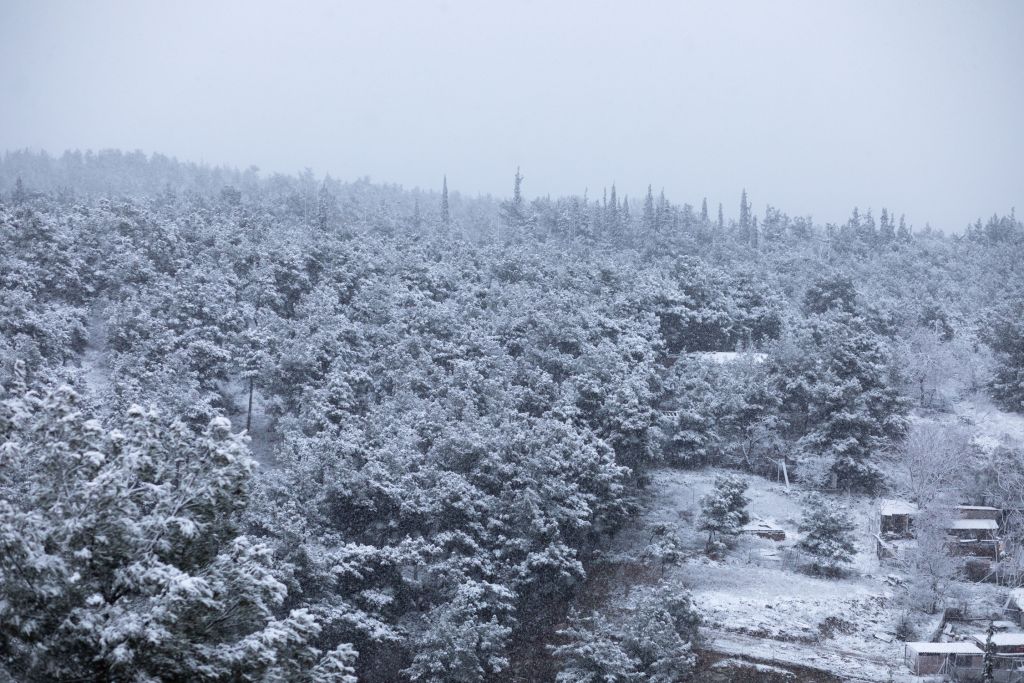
[1,153,1024,682]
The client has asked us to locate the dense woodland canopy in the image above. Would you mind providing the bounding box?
[1,148,1023,682]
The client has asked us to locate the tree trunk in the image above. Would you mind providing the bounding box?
[246,376,254,432]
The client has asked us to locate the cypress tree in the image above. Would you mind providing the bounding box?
[440,175,451,228]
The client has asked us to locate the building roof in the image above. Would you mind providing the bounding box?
[880,500,919,516]
[971,633,1024,647]
[907,642,983,655]
[948,519,999,530]
[958,505,1000,511]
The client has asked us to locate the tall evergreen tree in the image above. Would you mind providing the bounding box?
[642,185,656,236]
[317,181,332,231]
[700,197,709,224]
[879,207,895,242]
[739,189,751,245]
[608,183,621,240]
[897,214,911,241]
[440,175,451,229]
[498,168,530,240]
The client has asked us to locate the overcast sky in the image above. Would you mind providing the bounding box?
[1,0,1021,230]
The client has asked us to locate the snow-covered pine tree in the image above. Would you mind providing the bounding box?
[551,611,639,683]
[440,174,451,229]
[698,474,750,555]
[797,495,857,576]
[739,189,751,246]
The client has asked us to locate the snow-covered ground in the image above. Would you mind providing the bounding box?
[601,467,1009,681]
[953,397,1024,451]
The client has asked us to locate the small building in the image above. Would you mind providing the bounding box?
[904,641,983,675]
[958,505,1001,522]
[880,499,919,538]
[971,632,1024,655]
[741,527,786,541]
[947,519,1001,559]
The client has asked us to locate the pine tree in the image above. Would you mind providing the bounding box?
[551,612,639,683]
[983,299,1024,412]
[897,214,911,241]
[860,208,877,245]
[643,185,656,237]
[739,189,751,245]
[879,207,895,242]
[317,181,332,231]
[699,475,750,555]
[440,175,451,229]
[655,189,670,234]
[498,168,530,240]
[412,195,423,231]
[797,495,857,576]
[608,183,621,240]
[717,202,724,230]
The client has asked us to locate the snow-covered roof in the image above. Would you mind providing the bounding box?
[690,351,767,364]
[880,500,918,516]
[972,633,1024,647]
[958,505,999,511]
[948,519,998,530]
[906,642,983,655]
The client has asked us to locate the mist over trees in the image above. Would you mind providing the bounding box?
[1,149,1024,681]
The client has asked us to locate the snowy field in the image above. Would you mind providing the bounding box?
[603,464,1010,682]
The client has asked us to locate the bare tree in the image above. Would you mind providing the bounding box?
[903,507,961,614]
[899,422,973,508]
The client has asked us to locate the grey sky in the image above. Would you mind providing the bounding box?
[2,0,1021,230]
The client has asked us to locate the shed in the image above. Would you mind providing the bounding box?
[741,519,787,541]
[958,505,1001,521]
[904,641,983,675]
[947,519,1001,559]
[948,519,999,534]
[970,632,1024,655]
[880,499,919,538]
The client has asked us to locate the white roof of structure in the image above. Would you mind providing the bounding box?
[691,351,768,364]
[880,500,919,516]
[958,505,999,511]
[948,519,998,530]
[971,633,1024,647]
[906,642,983,655]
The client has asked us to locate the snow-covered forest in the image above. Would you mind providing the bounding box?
[1,148,1023,681]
